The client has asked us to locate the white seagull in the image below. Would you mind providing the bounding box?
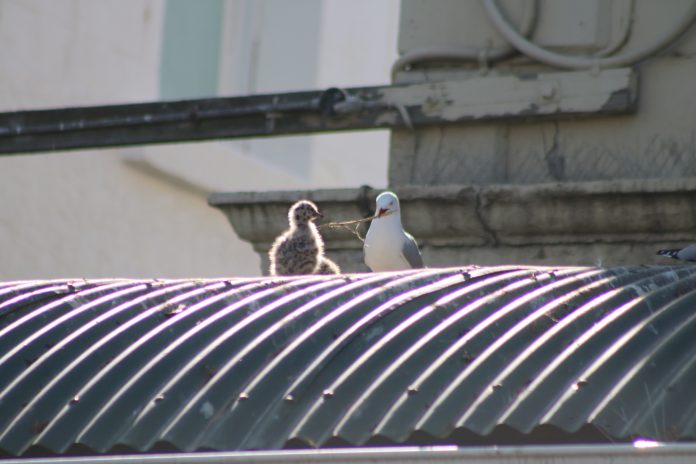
[657,245,696,262]
[363,191,424,271]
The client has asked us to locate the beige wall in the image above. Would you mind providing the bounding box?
[391,0,696,187]
[383,0,696,268]
[0,0,399,279]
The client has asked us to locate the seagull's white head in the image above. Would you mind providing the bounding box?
[375,191,400,218]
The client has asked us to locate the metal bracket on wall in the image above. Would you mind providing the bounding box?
[0,68,636,155]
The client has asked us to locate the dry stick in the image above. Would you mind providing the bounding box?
[318,211,394,242]
[318,215,375,242]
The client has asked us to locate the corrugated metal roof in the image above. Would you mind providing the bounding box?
[1,265,696,457]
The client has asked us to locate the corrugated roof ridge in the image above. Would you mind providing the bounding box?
[190,270,459,451]
[329,268,546,446]
[0,267,695,456]
[1,280,201,456]
[76,278,324,453]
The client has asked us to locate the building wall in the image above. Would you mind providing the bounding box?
[379,0,696,267]
[176,0,696,272]
[0,0,399,279]
[391,0,696,187]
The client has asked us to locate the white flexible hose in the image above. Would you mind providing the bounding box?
[391,0,538,78]
[482,0,696,70]
[593,0,635,58]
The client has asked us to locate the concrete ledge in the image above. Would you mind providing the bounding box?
[482,177,696,244]
[209,178,696,273]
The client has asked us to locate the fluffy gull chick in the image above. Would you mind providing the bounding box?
[316,256,341,274]
[269,200,325,275]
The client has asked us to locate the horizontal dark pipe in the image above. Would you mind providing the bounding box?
[0,73,636,155]
[0,86,399,155]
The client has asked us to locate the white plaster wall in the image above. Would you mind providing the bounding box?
[0,0,163,109]
[0,0,256,279]
[311,0,400,189]
[143,0,399,194]
[0,0,400,278]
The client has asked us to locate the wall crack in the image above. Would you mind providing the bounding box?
[473,187,500,246]
[543,121,564,181]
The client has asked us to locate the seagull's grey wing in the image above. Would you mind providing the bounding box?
[402,232,424,268]
[678,244,696,261]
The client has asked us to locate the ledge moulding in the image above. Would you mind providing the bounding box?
[209,178,696,273]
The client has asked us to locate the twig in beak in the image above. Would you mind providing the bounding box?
[318,210,395,242]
